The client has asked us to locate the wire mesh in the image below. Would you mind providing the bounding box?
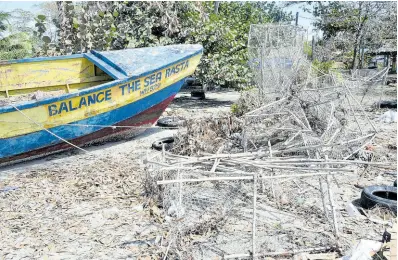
[248,24,308,97]
[145,158,339,259]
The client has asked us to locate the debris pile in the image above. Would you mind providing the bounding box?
[143,24,395,258]
[171,114,243,156]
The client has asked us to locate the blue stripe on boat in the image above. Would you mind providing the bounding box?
[0,54,84,65]
[84,53,127,79]
[0,79,184,158]
[0,49,202,114]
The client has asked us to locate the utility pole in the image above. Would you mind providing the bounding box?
[295,12,299,26]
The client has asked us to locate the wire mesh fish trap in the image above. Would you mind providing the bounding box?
[242,97,314,154]
[248,24,308,97]
[154,169,255,258]
[171,115,244,156]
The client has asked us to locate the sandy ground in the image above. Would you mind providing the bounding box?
[0,86,396,259]
[0,89,240,259]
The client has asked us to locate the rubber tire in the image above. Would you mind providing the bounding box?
[152,137,175,151]
[360,185,397,213]
[185,77,196,86]
[377,100,397,108]
[191,90,205,100]
[156,117,185,128]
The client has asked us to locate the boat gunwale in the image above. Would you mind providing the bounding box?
[0,53,85,65]
[0,47,203,114]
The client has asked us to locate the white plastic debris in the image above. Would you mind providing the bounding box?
[378,110,397,123]
[341,240,383,260]
[346,202,362,217]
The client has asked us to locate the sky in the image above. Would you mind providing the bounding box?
[0,1,41,13]
[0,1,318,40]
[281,2,318,40]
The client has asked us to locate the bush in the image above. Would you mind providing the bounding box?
[312,59,335,75]
[33,2,291,89]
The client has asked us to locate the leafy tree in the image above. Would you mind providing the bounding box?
[186,2,287,88]
[31,1,291,89]
[34,2,59,42]
[0,32,33,60]
[0,11,10,33]
[0,10,35,60]
[310,1,397,69]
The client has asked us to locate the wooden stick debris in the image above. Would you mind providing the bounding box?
[157,170,354,185]
[244,97,287,116]
[223,246,333,259]
[325,155,339,242]
[252,173,257,260]
[157,176,254,185]
[226,158,355,172]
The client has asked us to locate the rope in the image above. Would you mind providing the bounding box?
[0,120,180,129]
[9,104,90,153]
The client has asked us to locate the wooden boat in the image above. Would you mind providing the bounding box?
[0,44,203,165]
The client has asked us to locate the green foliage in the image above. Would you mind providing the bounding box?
[303,41,312,59]
[230,103,241,115]
[29,1,291,89]
[0,32,32,60]
[186,2,279,88]
[0,11,10,32]
[309,1,397,69]
[312,2,357,39]
[312,59,335,76]
[0,10,35,60]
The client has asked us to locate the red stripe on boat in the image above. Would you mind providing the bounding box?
[0,95,175,165]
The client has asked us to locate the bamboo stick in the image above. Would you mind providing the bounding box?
[245,97,287,116]
[252,173,257,260]
[244,112,289,117]
[157,176,254,185]
[226,158,354,172]
[223,246,333,259]
[157,170,353,185]
[232,157,387,166]
[324,155,339,242]
[231,160,388,166]
[260,171,351,179]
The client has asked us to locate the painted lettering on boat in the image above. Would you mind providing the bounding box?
[47,60,190,117]
[119,79,141,96]
[48,89,112,116]
[166,60,189,78]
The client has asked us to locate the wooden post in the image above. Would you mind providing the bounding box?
[252,173,257,260]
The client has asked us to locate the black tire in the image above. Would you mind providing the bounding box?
[360,185,397,212]
[191,90,205,100]
[152,137,175,151]
[156,117,185,128]
[185,77,196,86]
[376,100,397,108]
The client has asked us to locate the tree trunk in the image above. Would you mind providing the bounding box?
[214,2,220,14]
[352,2,366,70]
